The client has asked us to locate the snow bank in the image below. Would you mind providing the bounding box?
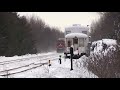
[91,39,117,54]
[92,39,117,46]
[102,39,117,45]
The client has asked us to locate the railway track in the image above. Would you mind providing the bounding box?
[0,53,58,65]
[0,56,59,77]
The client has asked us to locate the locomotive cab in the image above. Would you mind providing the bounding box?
[56,38,65,53]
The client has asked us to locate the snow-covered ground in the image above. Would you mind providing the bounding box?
[0,51,57,62]
[7,55,97,78]
[0,51,97,78]
[90,39,117,55]
[0,39,117,78]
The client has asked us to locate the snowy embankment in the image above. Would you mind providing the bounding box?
[91,39,117,55]
[86,39,119,78]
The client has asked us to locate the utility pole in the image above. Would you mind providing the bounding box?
[70,54,73,70]
[70,46,73,70]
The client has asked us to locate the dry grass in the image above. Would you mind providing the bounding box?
[85,46,120,78]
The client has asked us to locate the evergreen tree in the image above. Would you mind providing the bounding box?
[0,12,37,57]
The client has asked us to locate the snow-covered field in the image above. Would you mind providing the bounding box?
[0,51,97,78]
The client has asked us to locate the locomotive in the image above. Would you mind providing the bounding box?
[56,38,65,53]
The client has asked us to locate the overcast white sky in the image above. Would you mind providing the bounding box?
[18,12,100,32]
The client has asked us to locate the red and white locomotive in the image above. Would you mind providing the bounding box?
[56,38,65,53]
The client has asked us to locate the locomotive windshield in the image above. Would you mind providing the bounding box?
[57,40,65,46]
[73,37,78,44]
[56,38,65,53]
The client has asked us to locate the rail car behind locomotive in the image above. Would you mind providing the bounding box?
[64,24,91,59]
[56,38,65,53]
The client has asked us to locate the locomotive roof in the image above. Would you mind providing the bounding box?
[65,25,89,30]
[65,33,88,38]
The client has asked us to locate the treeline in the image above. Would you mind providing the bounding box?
[87,12,120,78]
[0,12,64,57]
[90,12,120,43]
[0,12,37,57]
[28,16,64,52]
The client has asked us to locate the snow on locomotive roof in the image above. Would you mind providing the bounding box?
[65,33,88,38]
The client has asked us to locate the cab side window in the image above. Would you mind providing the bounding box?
[79,38,84,47]
[82,31,87,34]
